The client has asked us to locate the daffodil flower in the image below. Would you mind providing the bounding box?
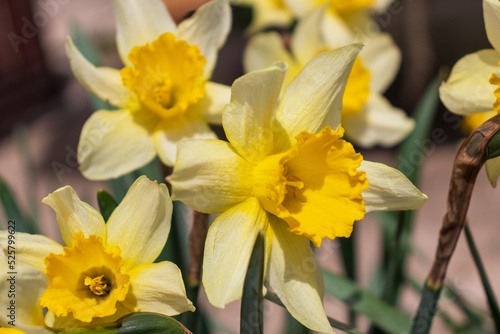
[0,176,193,329]
[440,0,500,186]
[230,0,294,33]
[285,0,393,19]
[244,6,413,148]
[68,0,231,180]
[170,45,427,332]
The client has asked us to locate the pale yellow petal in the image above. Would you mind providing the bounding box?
[122,262,194,315]
[66,37,135,109]
[291,6,328,64]
[112,0,176,66]
[42,186,105,246]
[360,161,427,212]
[320,8,354,47]
[274,44,362,151]
[266,216,332,333]
[486,155,500,187]
[78,110,156,180]
[170,139,253,213]
[242,0,293,33]
[372,0,394,11]
[200,81,231,124]
[283,0,316,17]
[106,176,172,270]
[361,33,401,93]
[484,0,500,52]
[176,0,231,78]
[343,93,414,148]
[153,116,217,167]
[0,232,62,271]
[223,63,287,163]
[203,197,269,308]
[440,49,500,115]
[243,32,294,74]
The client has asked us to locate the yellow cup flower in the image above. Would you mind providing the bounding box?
[244,6,414,149]
[170,46,427,332]
[0,177,194,329]
[67,0,232,180]
[440,0,500,187]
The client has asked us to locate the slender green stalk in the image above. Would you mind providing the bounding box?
[340,231,357,326]
[464,224,500,332]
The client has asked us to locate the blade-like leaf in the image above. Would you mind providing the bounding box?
[241,231,265,334]
[0,177,36,233]
[97,190,118,222]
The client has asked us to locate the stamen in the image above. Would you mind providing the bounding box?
[84,275,110,296]
[285,175,304,198]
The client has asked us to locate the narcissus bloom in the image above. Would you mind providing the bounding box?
[171,45,427,332]
[0,177,193,329]
[68,0,231,180]
[285,0,394,18]
[244,6,413,148]
[230,0,294,33]
[440,0,500,186]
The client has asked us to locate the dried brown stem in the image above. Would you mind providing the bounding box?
[188,209,209,287]
[427,114,500,289]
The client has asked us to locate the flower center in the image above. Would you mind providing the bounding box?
[84,275,110,296]
[120,32,206,119]
[254,126,368,247]
[329,0,375,15]
[41,232,130,323]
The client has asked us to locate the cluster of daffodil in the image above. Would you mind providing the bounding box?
[440,0,500,187]
[0,0,429,333]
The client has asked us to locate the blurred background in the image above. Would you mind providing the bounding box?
[0,0,499,333]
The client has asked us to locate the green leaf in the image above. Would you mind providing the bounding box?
[410,283,442,334]
[97,190,118,222]
[322,269,411,334]
[487,128,500,160]
[0,177,36,233]
[241,231,265,334]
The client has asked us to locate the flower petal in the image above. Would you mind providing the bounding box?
[203,197,269,308]
[266,216,331,333]
[0,265,50,332]
[0,232,62,271]
[153,116,217,167]
[359,161,427,212]
[176,0,231,78]
[243,0,293,33]
[244,32,294,74]
[200,81,231,124]
[274,44,362,151]
[283,0,315,17]
[291,6,328,65]
[440,49,499,115]
[223,63,286,163]
[170,139,253,213]
[320,8,354,47]
[106,176,172,270]
[78,109,156,180]
[361,33,401,93]
[66,37,135,109]
[112,0,176,65]
[486,155,500,187]
[122,262,194,315]
[484,0,500,52]
[343,93,415,148]
[42,186,106,246]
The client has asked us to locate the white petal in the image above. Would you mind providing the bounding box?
[372,0,394,11]
[360,161,428,212]
[200,81,231,124]
[440,49,499,115]
[113,0,176,65]
[486,155,500,187]
[203,197,269,308]
[266,216,332,333]
[361,33,401,93]
[244,32,294,73]
[484,0,500,52]
[176,0,231,78]
[343,93,414,148]
[320,8,354,47]
[283,0,315,17]
[66,37,134,109]
[0,232,62,271]
[223,63,286,163]
[106,176,172,271]
[123,262,194,315]
[78,109,156,180]
[42,186,106,246]
[153,116,217,166]
[274,44,362,151]
[243,0,293,33]
[291,6,328,65]
[170,139,253,214]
